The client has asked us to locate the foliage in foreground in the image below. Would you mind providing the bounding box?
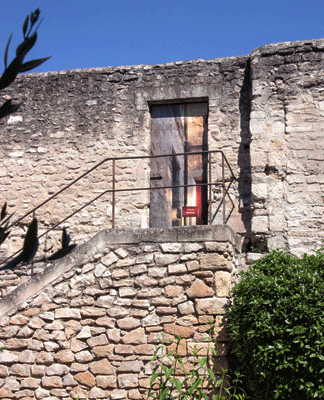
[148,334,248,400]
[0,11,74,271]
[227,248,324,399]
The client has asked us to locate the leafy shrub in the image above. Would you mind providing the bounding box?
[227,248,324,399]
[148,334,248,400]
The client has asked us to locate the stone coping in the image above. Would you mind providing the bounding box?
[0,225,240,318]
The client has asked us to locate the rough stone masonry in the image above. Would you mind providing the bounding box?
[1,38,324,256]
[0,225,241,400]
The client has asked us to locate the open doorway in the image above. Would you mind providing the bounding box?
[149,102,208,227]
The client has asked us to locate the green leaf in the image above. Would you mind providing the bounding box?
[1,203,7,221]
[150,372,159,385]
[174,378,183,393]
[4,34,12,69]
[23,15,29,38]
[21,218,38,263]
[16,32,37,62]
[19,56,51,73]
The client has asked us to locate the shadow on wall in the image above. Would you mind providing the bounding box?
[238,60,252,250]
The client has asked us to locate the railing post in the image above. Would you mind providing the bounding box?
[112,159,116,228]
[222,153,225,225]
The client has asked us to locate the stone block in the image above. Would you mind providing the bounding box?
[122,328,147,344]
[177,301,195,315]
[96,375,117,389]
[186,278,215,298]
[160,243,183,253]
[252,216,268,233]
[214,271,232,298]
[54,308,81,319]
[74,371,96,388]
[118,360,143,373]
[117,318,141,330]
[89,359,116,375]
[41,376,63,388]
[195,298,228,315]
[199,253,232,272]
[20,377,41,389]
[118,374,139,389]
[164,324,196,338]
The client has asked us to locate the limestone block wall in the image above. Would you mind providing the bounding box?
[0,56,250,258]
[0,225,240,400]
[250,40,324,255]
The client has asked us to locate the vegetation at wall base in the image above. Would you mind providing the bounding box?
[227,248,324,399]
[148,333,248,400]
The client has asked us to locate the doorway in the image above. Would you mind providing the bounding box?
[149,102,208,227]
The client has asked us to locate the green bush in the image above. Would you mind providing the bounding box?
[227,248,324,399]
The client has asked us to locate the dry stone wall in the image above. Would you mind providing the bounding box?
[0,225,241,400]
[250,40,324,255]
[1,38,324,257]
[0,56,250,258]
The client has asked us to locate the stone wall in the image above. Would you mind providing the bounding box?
[0,225,240,400]
[1,38,324,257]
[250,40,324,255]
[0,56,249,258]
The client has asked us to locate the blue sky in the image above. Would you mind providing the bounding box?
[1,0,324,73]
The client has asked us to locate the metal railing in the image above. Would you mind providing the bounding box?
[0,150,235,267]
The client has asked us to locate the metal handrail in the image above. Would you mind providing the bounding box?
[0,150,236,267]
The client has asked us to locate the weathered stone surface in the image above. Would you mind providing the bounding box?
[93,344,114,357]
[195,298,228,315]
[0,365,9,378]
[74,350,94,363]
[118,374,139,388]
[46,364,69,376]
[80,307,106,317]
[20,377,41,389]
[214,271,232,297]
[0,351,19,363]
[35,387,50,399]
[160,243,182,253]
[117,318,141,330]
[134,344,155,355]
[70,337,88,353]
[101,252,119,266]
[4,338,28,350]
[164,324,196,338]
[41,376,63,388]
[199,253,232,272]
[107,329,121,342]
[122,328,147,344]
[107,307,128,318]
[119,287,137,297]
[19,350,37,364]
[54,308,81,319]
[74,371,96,388]
[155,254,179,266]
[89,387,108,398]
[111,389,127,399]
[118,361,143,373]
[178,301,195,315]
[54,349,75,363]
[89,359,116,375]
[62,373,78,387]
[31,365,45,378]
[186,278,215,298]
[77,326,92,339]
[87,334,108,347]
[10,364,30,377]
